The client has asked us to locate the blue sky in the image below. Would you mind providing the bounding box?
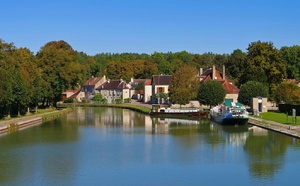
[1,0,299,55]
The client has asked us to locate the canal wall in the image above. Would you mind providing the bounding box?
[0,108,72,135]
[248,117,300,139]
[0,116,43,134]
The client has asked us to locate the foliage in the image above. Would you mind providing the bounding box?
[93,94,107,103]
[63,98,74,103]
[153,92,168,99]
[197,80,226,108]
[280,45,300,80]
[240,41,286,100]
[169,64,199,106]
[226,49,247,85]
[36,40,86,106]
[134,82,144,94]
[238,81,269,106]
[1,37,300,117]
[274,81,300,104]
[115,99,123,104]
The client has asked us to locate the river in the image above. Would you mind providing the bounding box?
[0,107,299,186]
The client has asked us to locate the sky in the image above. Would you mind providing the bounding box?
[1,0,299,55]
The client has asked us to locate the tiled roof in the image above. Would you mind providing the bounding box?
[97,79,128,90]
[222,80,240,94]
[84,76,103,86]
[70,89,82,98]
[66,90,78,93]
[152,75,172,85]
[200,67,239,94]
[144,79,151,85]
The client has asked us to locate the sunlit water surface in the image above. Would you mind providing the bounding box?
[0,107,300,186]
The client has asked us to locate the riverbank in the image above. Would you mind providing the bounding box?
[0,108,72,135]
[248,117,300,139]
[2,103,300,139]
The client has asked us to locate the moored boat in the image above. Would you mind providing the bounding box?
[150,104,207,117]
[210,102,249,125]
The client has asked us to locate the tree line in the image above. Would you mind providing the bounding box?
[1,38,300,118]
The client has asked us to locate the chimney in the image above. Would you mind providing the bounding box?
[212,65,216,80]
[199,68,203,76]
[222,65,225,80]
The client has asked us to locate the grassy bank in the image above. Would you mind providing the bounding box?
[255,111,300,125]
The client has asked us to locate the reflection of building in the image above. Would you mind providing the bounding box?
[249,126,268,136]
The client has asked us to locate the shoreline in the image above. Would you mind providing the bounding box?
[0,108,72,135]
[1,104,300,139]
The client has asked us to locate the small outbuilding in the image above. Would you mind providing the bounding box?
[251,97,268,113]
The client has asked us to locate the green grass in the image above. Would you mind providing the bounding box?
[254,111,300,125]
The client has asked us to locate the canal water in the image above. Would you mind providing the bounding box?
[0,107,300,186]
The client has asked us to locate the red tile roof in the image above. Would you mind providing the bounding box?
[84,76,103,86]
[97,79,128,90]
[144,79,151,85]
[152,75,172,85]
[200,67,239,94]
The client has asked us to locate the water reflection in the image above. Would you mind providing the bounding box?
[67,107,300,180]
[1,107,300,185]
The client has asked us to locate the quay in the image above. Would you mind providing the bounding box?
[0,116,43,134]
[1,105,300,139]
[248,117,300,139]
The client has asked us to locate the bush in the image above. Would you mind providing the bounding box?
[64,98,74,103]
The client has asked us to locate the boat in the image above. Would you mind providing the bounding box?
[150,104,208,117]
[210,102,249,125]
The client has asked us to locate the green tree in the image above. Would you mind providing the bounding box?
[280,45,300,80]
[274,81,300,104]
[169,64,199,107]
[36,40,79,106]
[213,54,228,71]
[197,80,226,108]
[143,57,158,78]
[226,49,247,85]
[242,41,286,99]
[238,81,269,106]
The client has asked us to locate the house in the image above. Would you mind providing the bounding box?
[61,89,86,102]
[143,79,152,103]
[129,78,147,101]
[96,79,130,103]
[199,65,240,103]
[150,75,172,104]
[83,75,106,100]
[61,90,78,101]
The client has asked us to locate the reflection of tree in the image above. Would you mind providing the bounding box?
[0,119,80,185]
[244,132,290,178]
[168,123,226,149]
[168,125,199,149]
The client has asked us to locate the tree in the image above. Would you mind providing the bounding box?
[226,49,247,85]
[274,81,300,104]
[36,40,79,106]
[280,45,300,80]
[242,41,286,100]
[238,81,269,106]
[143,57,158,78]
[169,64,199,107]
[197,80,226,108]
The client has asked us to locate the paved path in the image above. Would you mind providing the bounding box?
[130,99,152,108]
